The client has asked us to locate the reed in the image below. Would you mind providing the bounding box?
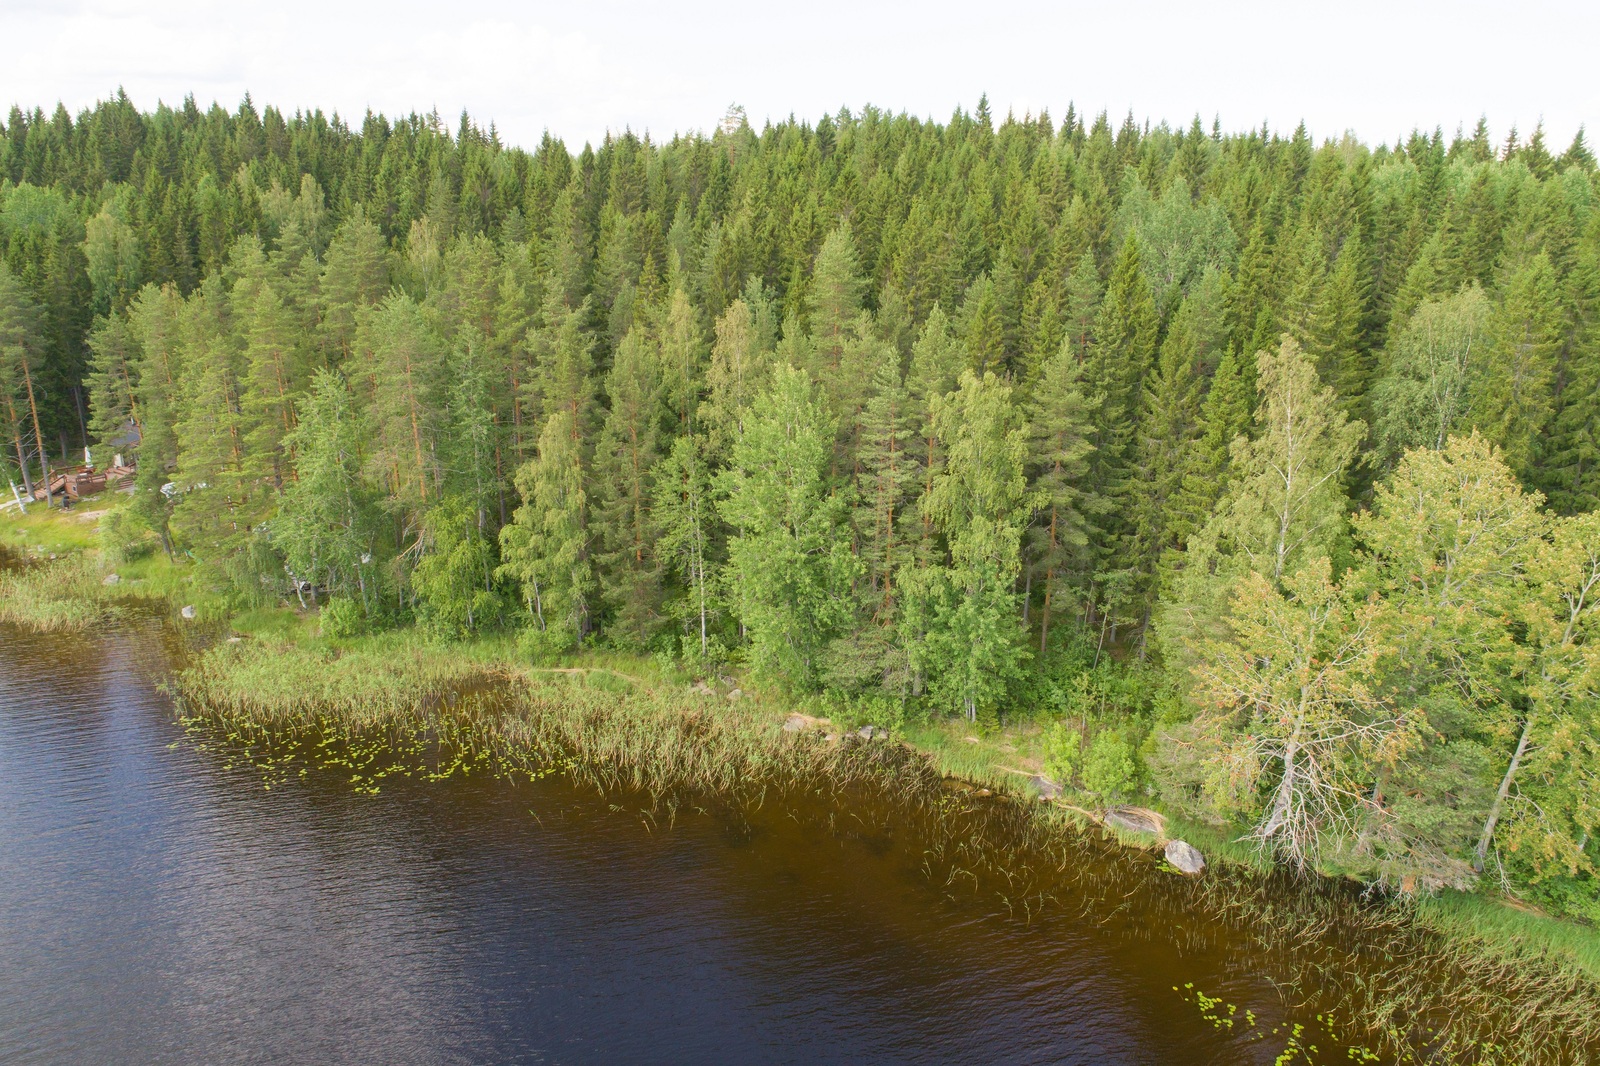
[0,554,119,633]
[174,637,1600,1066]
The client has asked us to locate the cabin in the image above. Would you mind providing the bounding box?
[31,466,105,503]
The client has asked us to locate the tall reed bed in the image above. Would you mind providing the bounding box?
[174,638,1600,1066]
[0,553,119,633]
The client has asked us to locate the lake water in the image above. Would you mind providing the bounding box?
[0,618,1355,1064]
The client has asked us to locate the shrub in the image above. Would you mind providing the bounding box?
[1082,730,1139,800]
[319,597,365,639]
[1042,721,1082,785]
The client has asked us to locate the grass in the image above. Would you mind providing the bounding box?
[0,501,106,556]
[0,553,121,632]
[1415,891,1600,985]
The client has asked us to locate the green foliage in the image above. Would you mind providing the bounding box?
[718,365,858,690]
[319,597,365,639]
[6,92,1600,915]
[1082,729,1140,800]
[1042,721,1082,785]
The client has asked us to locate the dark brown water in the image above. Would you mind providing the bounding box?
[0,619,1352,1065]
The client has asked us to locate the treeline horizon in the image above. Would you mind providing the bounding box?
[1,92,1597,920]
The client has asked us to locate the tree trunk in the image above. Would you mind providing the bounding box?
[1475,717,1532,873]
[20,357,49,507]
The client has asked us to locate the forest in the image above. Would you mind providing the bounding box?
[0,92,1597,919]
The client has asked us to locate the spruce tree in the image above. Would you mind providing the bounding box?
[276,369,377,610]
[1474,252,1562,479]
[1083,233,1158,621]
[593,326,667,646]
[499,409,593,646]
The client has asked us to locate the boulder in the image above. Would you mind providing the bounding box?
[1031,775,1063,800]
[1164,839,1206,875]
[180,604,197,620]
[101,573,121,586]
[1104,806,1166,836]
[857,725,887,740]
[727,688,743,702]
[782,714,809,733]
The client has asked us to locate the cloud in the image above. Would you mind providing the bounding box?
[3,0,1596,150]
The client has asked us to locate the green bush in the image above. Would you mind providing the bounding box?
[1042,721,1082,785]
[319,597,366,639]
[1082,730,1139,800]
[97,508,153,565]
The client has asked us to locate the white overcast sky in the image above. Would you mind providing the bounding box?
[5,0,1597,153]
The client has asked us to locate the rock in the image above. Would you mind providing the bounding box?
[1164,839,1206,875]
[180,605,197,620]
[1031,775,1062,800]
[227,635,243,643]
[689,680,714,696]
[101,573,121,586]
[1104,806,1166,836]
[962,736,980,744]
[857,724,887,740]
[782,714,809,733]
[727,688,743,702]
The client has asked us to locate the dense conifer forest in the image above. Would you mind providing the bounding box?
[2,92,1598,917]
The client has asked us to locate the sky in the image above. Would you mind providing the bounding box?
[6,0,1597,154]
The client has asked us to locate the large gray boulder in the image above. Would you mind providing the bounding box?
[1164,839,1206,875]
[180,604,197,620]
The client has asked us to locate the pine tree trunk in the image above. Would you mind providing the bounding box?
[20,357,49,507]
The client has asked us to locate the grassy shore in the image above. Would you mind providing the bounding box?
[6,500,1600,1062]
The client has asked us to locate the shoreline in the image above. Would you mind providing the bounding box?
[5,521,1600,1063]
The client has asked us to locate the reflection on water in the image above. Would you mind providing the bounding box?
[1,620,1314,1064]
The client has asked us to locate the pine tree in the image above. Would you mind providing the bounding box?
[238,277,303,490]
[357,293,441,510]
[905,305,965,563]
[318,215,390,364]
[702,295,776,464]
[658,285,706,431]
[853,341,915,619]
[0,262,49,500]
[806,221,866,374]
[171,279,252,551]
[85,313,138,447]
[1024,341,1097,654]
[1061,250,1102,363]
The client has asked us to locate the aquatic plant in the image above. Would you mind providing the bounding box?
[0,553,120,632]
[172,638,1600,1066]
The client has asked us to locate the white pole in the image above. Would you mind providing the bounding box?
[9,479,27,515]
